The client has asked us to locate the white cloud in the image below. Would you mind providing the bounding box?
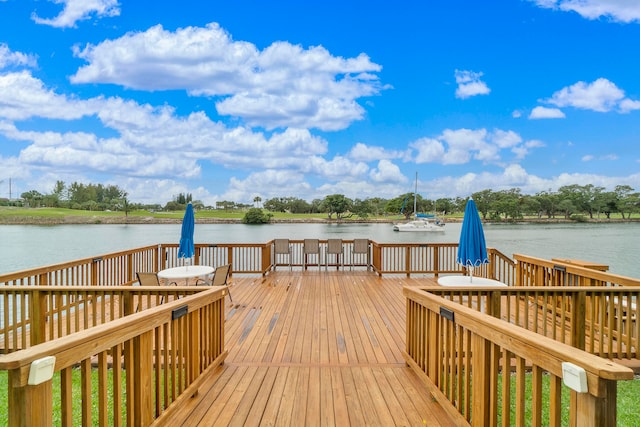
[411,138,446,163]
[546,78,626,112]
[410,128,540,165]
[529,106,566,119]
[0,44,38,69]
[347,142,406,162]
[619,98,640,113]
[0,71,98,120]
[530,0,640,23]
[31,0,120,28]
[369,160,406,183]
[454,70,490,99]
[582,153,618,161]
[512,139,545,159]
[0,70,338,187]
[70,23,385,131]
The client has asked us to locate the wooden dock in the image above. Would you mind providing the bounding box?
[165,270,456,426]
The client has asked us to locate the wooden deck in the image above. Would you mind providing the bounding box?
[166,270,455,426]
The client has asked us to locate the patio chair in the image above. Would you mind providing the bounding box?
[350,238,370,270]
[135,271,177,308]
[303,239,321,269]
[274,239,292,270]
[325,239,344,270]
[196,264,233,302]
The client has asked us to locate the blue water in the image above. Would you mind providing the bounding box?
[0,222,638,278]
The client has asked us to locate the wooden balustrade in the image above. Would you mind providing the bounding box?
[515,254,640,288]
[0,240,516,354]
[0,288,227,426]
[417,286,640,361]
[0,286,207,353]
[1,241,639,425]
[404,287,634,426]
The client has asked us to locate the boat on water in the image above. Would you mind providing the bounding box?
[393,173,446,232]
[393,215,445,232]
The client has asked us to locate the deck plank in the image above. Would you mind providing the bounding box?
[166,271,455,426]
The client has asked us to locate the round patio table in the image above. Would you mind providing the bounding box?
[157,265,214,285]
[437,276,507,287]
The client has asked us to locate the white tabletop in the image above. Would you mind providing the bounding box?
[437,276,507,287]
[157,265,214,280]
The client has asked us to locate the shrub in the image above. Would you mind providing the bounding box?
[242,208,272,224]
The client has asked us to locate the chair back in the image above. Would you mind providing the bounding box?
[136,272,160,286]
[274,239,291,254]
[353,239,369,254]
[304,239,320,254]
[327,239,343,254]
[211,264,231,287]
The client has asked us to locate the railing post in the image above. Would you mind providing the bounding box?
[471,334,491,427]
[261,243,271,276]
[433,247,440,278]
[8,369,53,427]
[133,330,154,426]
[487,290,502,318]
[372,243,382,276]
[571,291,586,350]
[123,290,135,316]
[570,379,618,427]
[29,289,47,346]
[405,246,411,277]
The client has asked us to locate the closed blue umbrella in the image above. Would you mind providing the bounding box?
[177,202,195,265]
[456,198,489,282]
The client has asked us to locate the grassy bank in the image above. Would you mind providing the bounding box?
[0,206,402,224]
[1,206,635,225]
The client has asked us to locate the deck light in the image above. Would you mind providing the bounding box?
[28,356,56,385]
[561,362,588,393]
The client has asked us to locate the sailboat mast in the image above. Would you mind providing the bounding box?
[413,172,417,217]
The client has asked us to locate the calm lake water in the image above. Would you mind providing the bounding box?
[0,222,638,278]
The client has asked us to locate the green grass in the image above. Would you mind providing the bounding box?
[0,368,125,426]
[1,370,638,425]
[2,205,634,224]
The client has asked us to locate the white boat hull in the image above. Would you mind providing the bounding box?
[393,219,445,232]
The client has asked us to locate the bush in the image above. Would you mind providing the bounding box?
[242,208,272,224]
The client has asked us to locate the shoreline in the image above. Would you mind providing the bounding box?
[0,215,637,225]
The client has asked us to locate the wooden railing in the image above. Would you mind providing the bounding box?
[0,288,227,426]
[418,286,640,361]
[515,254,640,288]
[369,242,515,281]
[0,240,516,354]
[404,286,634,426]
[0,286,209,353]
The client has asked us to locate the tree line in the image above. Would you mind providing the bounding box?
[260,184,639,220]
[9,180,639,220]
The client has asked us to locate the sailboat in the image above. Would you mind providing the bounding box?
[393,173,445,232]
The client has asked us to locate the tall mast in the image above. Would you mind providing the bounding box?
[413,172,417,217]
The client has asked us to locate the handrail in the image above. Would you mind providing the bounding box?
[0,286,208,352]
[515,254,640,287]
[0,288,227,426]
[404,286,634,426]
[417,286,640,360]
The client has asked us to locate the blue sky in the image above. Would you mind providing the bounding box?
[1,0,639,206]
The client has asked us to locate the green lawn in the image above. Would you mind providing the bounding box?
[0,371,638,426]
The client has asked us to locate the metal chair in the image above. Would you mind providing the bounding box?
[135,271,176,308]
[274,239,292,270]
[196,264,233,302]
[303,239,320,269]
[350,239,370,270]
[325,239,344,270]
